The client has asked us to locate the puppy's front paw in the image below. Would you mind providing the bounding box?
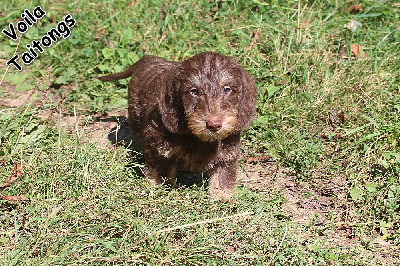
[209,188,234,202]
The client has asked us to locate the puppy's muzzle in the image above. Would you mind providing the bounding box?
[187,111,238,142]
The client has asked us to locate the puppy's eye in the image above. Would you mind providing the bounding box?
[190,88,199,96]
[223,86,232,93]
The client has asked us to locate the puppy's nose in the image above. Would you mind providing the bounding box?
[206,120,222,132]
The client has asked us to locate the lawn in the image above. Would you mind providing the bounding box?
[1,0,399,265]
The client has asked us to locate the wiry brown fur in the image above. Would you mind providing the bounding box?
[97,52,257,200]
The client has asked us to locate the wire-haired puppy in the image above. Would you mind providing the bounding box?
[97,52,257,200]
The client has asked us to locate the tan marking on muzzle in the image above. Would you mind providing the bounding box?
[187,111,238,142]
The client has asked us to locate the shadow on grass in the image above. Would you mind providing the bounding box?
[105,115,208,189]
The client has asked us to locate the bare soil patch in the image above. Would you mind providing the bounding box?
[239,160,399,263]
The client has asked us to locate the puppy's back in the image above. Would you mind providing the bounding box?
[96,55,179,136]
[126,56,179,134]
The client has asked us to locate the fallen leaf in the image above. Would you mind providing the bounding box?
[0,195,25,203]
[351,44,368,59]
[348,5,364,14]
[351,44,362,57]
[246,155,273,164]
[1,164,23,188]
[338,112,349,123]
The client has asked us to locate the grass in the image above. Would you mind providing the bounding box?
[1,0,399,264]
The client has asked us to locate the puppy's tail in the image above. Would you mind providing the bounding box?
[95,65,136,82]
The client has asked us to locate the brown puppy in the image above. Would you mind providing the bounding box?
[97,52,257,200]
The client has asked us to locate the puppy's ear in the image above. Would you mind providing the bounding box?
[236,69,258,131]
[158,72,186,134]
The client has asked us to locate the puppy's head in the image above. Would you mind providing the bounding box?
[160,52,257,142]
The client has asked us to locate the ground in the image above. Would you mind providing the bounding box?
[1,83,398,264]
